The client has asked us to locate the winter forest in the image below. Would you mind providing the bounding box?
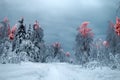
[0,0,120,80]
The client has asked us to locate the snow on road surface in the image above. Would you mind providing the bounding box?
[0,62,120,80]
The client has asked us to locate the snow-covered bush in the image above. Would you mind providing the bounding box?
[48,42,66,62]
[90,39,110,66]
[0,40,11,64]
[30,20,48,62]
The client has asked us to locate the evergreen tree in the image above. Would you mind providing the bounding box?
[32,20,44,44]
[31,20,47,62]
[12,18,26,51]
[16,17,26,43]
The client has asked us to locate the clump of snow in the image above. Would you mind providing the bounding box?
[0,62,120,80]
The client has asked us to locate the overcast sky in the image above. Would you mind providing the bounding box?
[0,0,119,52]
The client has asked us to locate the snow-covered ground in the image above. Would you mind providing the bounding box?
[0,62,120,80]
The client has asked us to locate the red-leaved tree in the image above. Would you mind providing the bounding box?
[106,17,120,56]
[75,21,93,64]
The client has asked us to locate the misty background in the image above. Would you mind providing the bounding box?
[0,0,119,52]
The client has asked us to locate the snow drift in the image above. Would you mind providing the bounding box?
[0,62,120,80]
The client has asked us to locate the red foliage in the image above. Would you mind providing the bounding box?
[9,33,14,40]
[52,42,61,48]
[115,17,120,36]
[78,21,93,37]
[8,24,17,40]
[33,20,39,30]
[103,41,109,47]
[65,52,70,57]
[80,21,89,28]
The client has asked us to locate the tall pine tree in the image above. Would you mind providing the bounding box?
[12,18,26,51]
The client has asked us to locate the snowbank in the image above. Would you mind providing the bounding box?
[0,62,120,80]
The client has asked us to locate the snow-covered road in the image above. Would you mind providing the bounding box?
[0,62,120,80]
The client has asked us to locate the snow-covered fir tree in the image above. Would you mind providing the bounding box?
[10,19,48,63]
[10,18,28,62]
[16,18,26,43]
[12,18,25,51]
[26,24,33,40]
[30,20,47,62]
